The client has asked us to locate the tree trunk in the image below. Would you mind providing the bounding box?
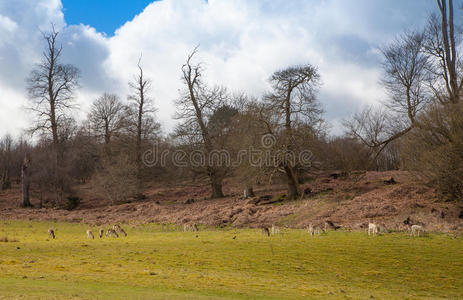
[103,122,112,156]
[54,143,65,204]
[135,64,145,200]
[135,107,143,199]
[20,155,32,208]
[284,165,299,200]
[437,0,459,104]
[243,184,255,199]
[39,189,43,208]
[211,178,224,198]
[1,169,10,190]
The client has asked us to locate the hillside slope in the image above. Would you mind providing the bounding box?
[0,171,462,232]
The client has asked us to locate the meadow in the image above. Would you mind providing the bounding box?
[0,221,462,299]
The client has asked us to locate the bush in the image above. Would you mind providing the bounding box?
[401,103,463,201]
[66,196,81,210]
[93,154,138,204]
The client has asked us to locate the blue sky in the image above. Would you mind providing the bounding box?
[62,0,155,35]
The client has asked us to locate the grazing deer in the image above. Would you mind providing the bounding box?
[106,228,119,237]
[261,227,270,236]
[48,228,55,239]
[99,228,104,238]
[86,229,94,239]
[113,225,127,237]
[410,224,425,237]
[271,225,280,235]
[183,223,199,232]
[368,223,378,236]
[308,224,324,235]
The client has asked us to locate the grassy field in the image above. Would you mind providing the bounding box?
[0,221,462,299]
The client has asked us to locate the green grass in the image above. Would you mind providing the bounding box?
[0,221,462,299]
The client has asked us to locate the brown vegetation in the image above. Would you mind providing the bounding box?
[0,171,462,233]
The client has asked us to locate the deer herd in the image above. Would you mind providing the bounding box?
[367,222,425,236]
[47,224,129,240]
[263,221,426,237]
[46,221,426,240]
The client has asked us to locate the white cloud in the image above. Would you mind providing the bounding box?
[0,14,17,33]
[0,0,436,137]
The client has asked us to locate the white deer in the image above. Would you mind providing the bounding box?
[368,223,378,236]
[410,225,425,237]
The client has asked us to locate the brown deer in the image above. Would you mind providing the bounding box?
[261,227,270,236]
[86,229,94,239]
[113,224,127,237]
[106,228,119,237]
[48,228,55,239]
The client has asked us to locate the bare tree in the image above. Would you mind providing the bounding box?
[88,93,126,151]
[0,134,13,190]
[175,47,229,198]
[127,56,157,199]
[265,64,322,199]
[424,0,462,104]
[345,31,430,159]
[93,153,138,204]
[343,0,463,199]
[346,0,461,159]
[26,25,79,202]
[228,97,277,197]
[381,31,430,122]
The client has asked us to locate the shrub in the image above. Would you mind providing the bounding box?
[401,103,463,201]
[66,196,81,210]
[93,154,138,204]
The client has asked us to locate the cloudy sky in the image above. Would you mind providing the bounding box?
[0,0,437,137]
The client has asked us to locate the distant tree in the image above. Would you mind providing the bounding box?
[0,134,13,190]
[345,30,430,160]
[424,0,461,104]
[208,104,238,141]
[127,57,158,199]
[26,25,79,202]
[68,127,98,184]
[93,153,138,204]
[227,97,270,197]
[345,0,463,200]
[88,93,126,152]
[175,47,230,198]
[265,64,322,199]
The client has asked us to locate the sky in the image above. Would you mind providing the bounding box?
[62,0,155,36]
[0,0,439,138]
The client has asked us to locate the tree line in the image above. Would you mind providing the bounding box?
[1,0,462,208]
